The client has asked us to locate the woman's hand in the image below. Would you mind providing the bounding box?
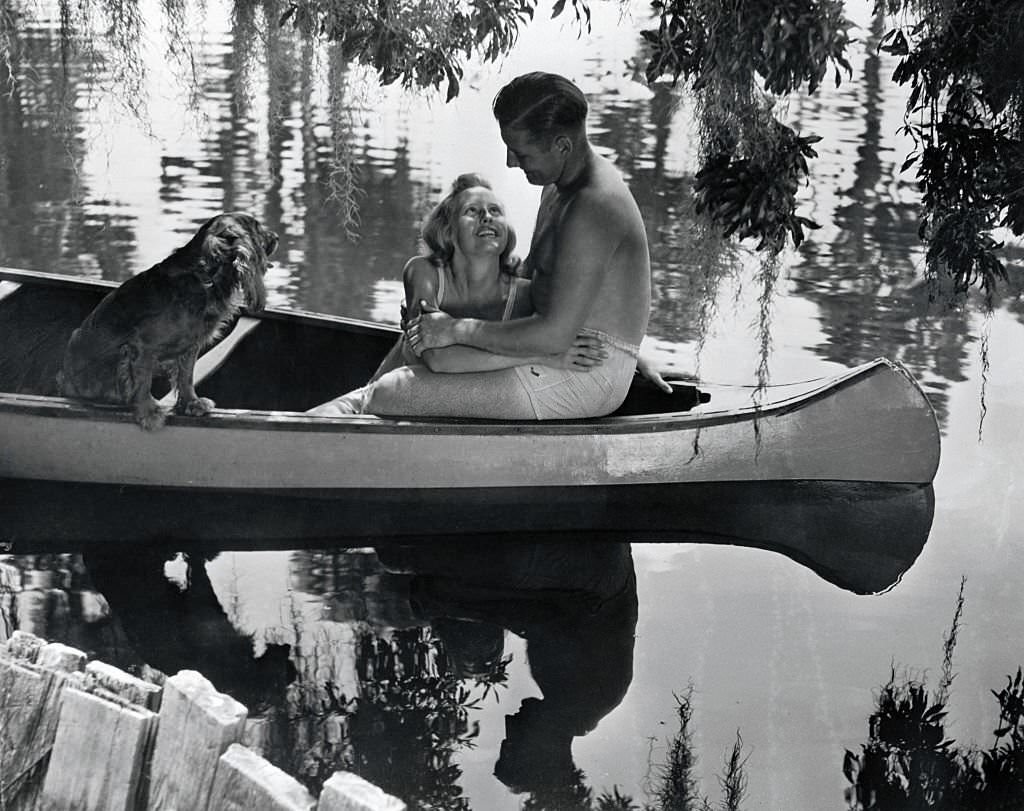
[543,332,607,371]
[406,300,458,356]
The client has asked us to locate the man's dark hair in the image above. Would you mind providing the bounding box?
[492,72,588,142]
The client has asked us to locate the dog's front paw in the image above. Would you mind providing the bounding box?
[177,396,216,417]
[136,404,168,431]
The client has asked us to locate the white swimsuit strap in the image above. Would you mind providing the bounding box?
[501,275,518,321]
[435,263,446,308]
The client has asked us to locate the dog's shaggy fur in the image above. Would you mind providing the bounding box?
[59,212,279,429]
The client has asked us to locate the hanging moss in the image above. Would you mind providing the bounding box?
[879,0,1024,297]
[277,0,591,102]
[642,0,852,254]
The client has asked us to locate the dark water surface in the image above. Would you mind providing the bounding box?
[2,0,1023,808]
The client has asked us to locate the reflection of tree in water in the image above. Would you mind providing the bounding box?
[784,10,973,427]
[0,10,92,273]
[268,542,643,807]
[845,581,1024,810]
[373,541,639,805]
[314,626,497,810]
[589,65,738,358]
[0,2,426,321]
[215,548,506,808]
[0,553,121,660]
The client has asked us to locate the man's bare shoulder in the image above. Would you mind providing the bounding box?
[568,170,644,236]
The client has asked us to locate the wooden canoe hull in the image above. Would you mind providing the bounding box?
[0,267,941,490]
[0,359,939,488]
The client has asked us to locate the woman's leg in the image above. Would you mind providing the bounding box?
[363,365,538,419]
[306,386,369,416]
[366,336,418,385]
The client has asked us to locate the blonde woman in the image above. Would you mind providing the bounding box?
[309,173,605,416]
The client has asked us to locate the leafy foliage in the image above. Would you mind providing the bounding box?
[844,670,1024,810]
[642,0,852,254]
[642,0,851,94]
[693,128,821,249]
[278,0,590,101]
[844,582,1024,810]
[295,625,510,808]
[878,0,1024,296]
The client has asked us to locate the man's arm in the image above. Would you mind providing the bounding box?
[408,192,625,357]
[420,332,606,373]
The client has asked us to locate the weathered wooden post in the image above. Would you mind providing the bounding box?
[317,772,407,811]
[1,632,412,811]
[39,650,161,810]
[208,743,317,810]
[0,633,86,808]
[147,669,247,810]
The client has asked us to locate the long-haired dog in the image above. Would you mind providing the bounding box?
[58,212,279,430]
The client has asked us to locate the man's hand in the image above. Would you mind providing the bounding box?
[636,353,673,393]
[406,300,459,356]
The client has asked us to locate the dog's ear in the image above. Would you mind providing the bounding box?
[201,215,268,311]
[199,216,240,273]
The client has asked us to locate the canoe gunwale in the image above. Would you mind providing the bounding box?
[0,265,400,338]
[0,266,935,434]
[0,357,924,438]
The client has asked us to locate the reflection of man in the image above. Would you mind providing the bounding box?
[378,540,638,792]
[396,71,653,418]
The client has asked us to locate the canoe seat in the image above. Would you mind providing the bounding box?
[611,378,710,416]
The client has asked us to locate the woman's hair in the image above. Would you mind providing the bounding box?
[419,173,518,271]
[492,72,588,144]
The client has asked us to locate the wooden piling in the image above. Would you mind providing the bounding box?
[85,660,163,712]
[0,632,408,811]
[40,687,156,811]
[208,743,317,810]
[147,669,248,811]
[317,772,407,811]
[0,637,85,806]
[5,627,45,662]
[38,641,88,673]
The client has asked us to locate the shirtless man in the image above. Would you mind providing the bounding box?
[366,72,652,419]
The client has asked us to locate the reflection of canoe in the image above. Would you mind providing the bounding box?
[0,266,939,490]
[1,478,933,595]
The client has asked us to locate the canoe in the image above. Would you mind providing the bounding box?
[0,266,940,493]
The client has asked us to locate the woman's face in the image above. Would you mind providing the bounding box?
[452,187,508,258]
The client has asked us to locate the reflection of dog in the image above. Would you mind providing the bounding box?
[58,213,278,429]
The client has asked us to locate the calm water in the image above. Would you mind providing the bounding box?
[2,0,1024,808]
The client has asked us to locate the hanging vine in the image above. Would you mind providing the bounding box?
[641,0,853,253]
[278,0,591,102]
[877,0,1024,298]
